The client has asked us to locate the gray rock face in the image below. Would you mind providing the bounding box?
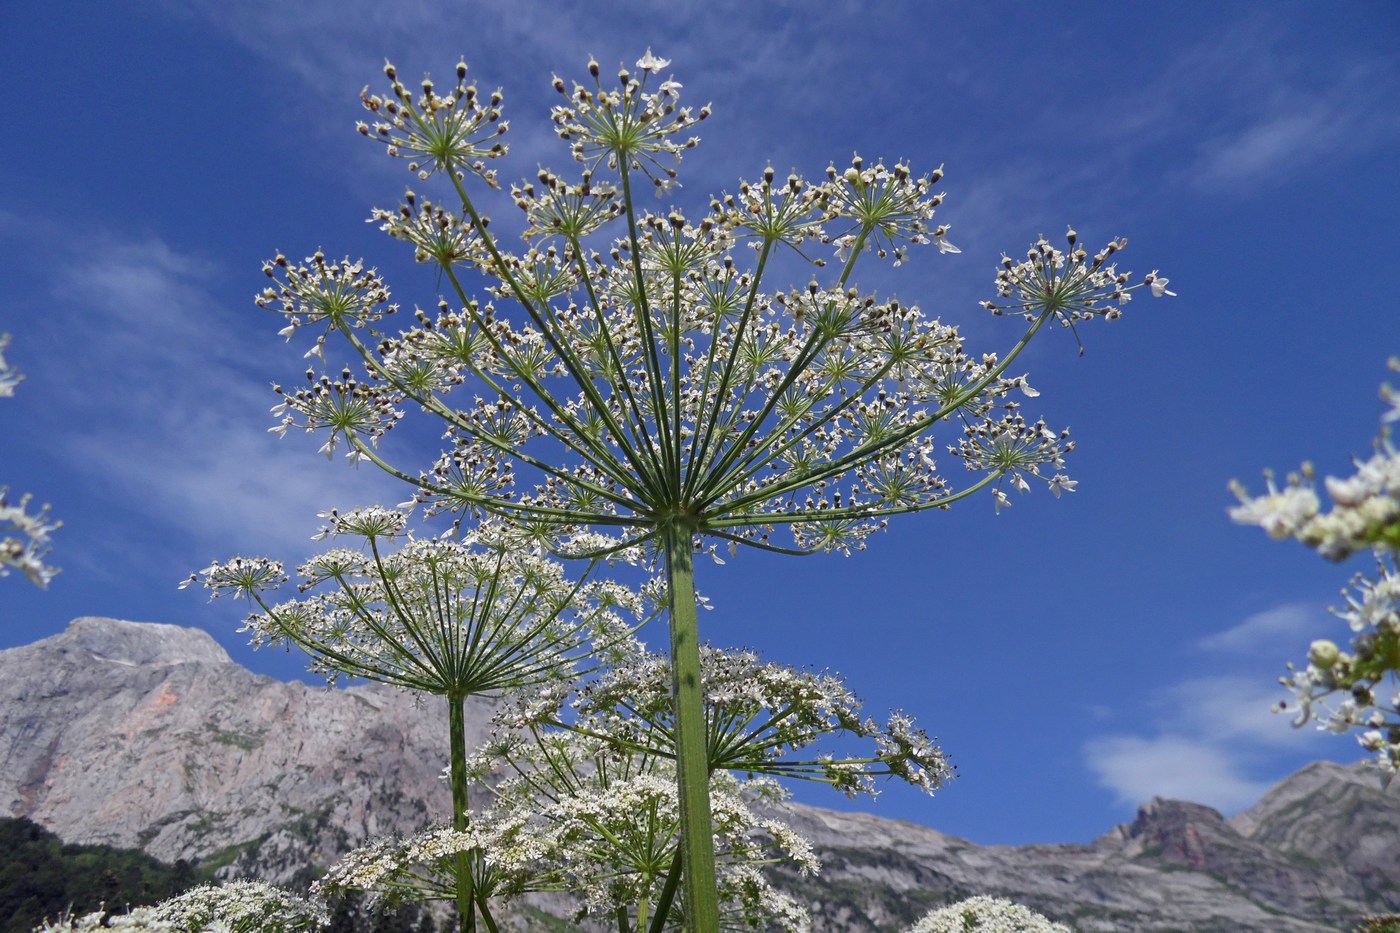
[1,617,490,885]
[3,618,1395,932]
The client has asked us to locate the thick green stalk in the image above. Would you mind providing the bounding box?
[662,522,719,932]
[449,693,477,933]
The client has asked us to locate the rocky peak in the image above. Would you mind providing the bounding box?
[59,616,232,667]
[1097,797,1236,867]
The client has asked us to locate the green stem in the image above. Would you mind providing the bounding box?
[662,523,719,932]
[648,850,684,933]
[476,895,499,933]
[449,693,477,933]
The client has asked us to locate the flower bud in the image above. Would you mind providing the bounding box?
[1308,639,1340,668]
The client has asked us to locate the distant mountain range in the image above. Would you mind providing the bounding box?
[3,617,1395,931]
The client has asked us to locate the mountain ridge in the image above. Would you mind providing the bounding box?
[3,617,1395,931]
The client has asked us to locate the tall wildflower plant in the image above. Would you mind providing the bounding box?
[186,509,652,931]
[1231,358,1400,782]
[257,51,1169,928]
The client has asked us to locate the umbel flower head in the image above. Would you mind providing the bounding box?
[443,635,941,928]
[489,632,952,797]
[186,512,656,931]
[37,882,330,933]
[907,895,1071,933]
[259,54,1169,562]
[183,508,650,696]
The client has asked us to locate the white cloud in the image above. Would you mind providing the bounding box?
[1160,675,1308,750]
[1084,735,1273,813]
[1196,603,1317,653]
[1084,603,1347,814]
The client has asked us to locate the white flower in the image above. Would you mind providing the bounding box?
[1147,271,1176,297]
[636,49,671,73]
[932,224,960,254]
[1228,478,1320,539]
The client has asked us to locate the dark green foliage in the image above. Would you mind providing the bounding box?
[1356,916,1400,933]
[0,816,215,931]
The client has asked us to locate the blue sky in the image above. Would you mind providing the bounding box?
[2,1,1398,847]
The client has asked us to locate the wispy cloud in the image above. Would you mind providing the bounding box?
[1083,602,1348,814]
[15,221,405,566]
[1190,93,1393,192]
[1074,16,1400,199]
[1196,603,1317,653]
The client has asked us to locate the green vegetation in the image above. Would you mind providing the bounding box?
[0,816,209,931]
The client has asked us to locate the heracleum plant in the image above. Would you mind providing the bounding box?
[186,506,653,932]
[255,50,1170,929]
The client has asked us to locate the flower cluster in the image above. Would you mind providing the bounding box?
[466,729,815,930]
[1,335,60,587]
[184,511,648,695]
[820,156,953,266]
[146,881,328,933]
[1,487,59,588]
[1232,358,1400,780]
[492,634,951,798]
[1230,445,1400,562]
[550,50,706,188]
[36,883,328,933]
[33,909,175,933]
[313,824,536,907]
[981,229,1169,332]
[1276,559,1400,776]
[359,59,508,184]
[907,895,1071,933]
[257,53,1167,559]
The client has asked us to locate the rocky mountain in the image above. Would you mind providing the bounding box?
[3,617,1396,932]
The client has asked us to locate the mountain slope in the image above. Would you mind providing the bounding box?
[3,618,1395,931]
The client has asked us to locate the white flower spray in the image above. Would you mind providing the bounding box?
[1232,357,1400,781]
